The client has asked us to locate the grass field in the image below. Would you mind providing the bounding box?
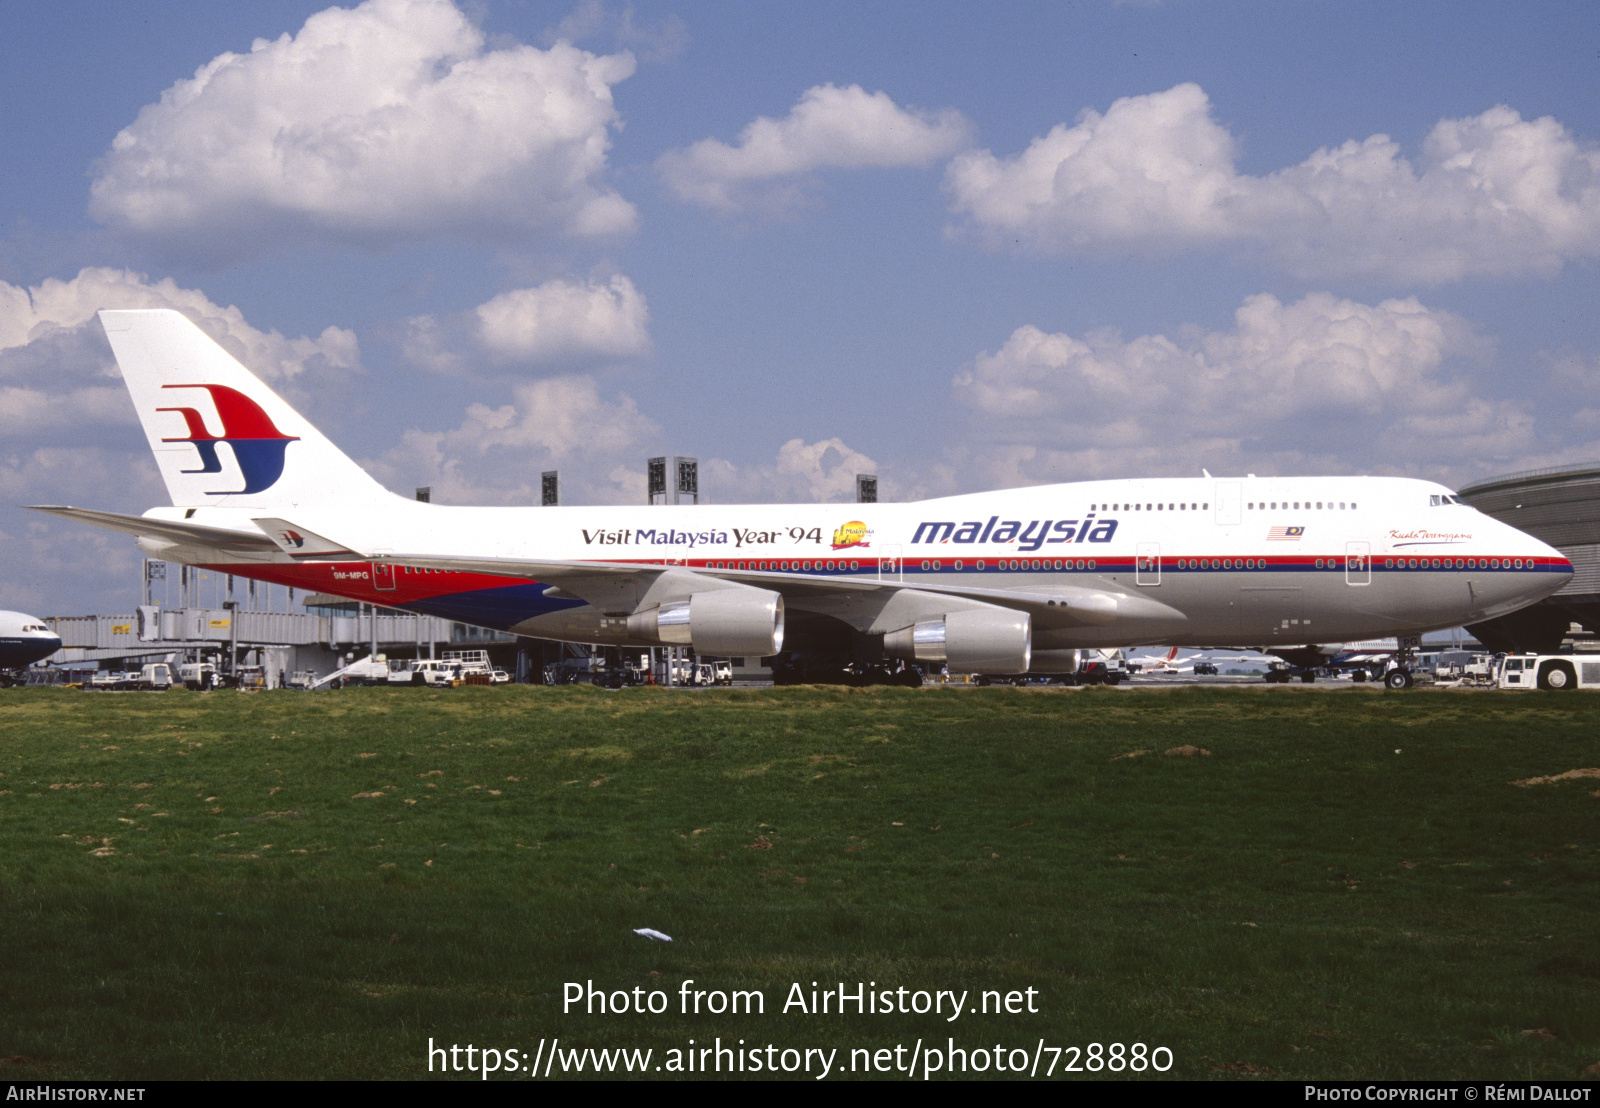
[1,683,1596,1081]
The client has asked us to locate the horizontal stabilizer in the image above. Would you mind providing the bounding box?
[251,517,360,558]
[26,506,279,552]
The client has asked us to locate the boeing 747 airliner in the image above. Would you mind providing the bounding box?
[31,310,1572,684]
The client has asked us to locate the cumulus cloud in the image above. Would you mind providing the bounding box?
[368,376,885,510]
[401,274,652,373]
[0,267,362,435]
[543,0,688,63]
[660,84,974,212]
[476,276,650,362]
[701,438,884,504]
[946,83,1600,282]
[90,0,637,261]
[369,375,664,505]
[951,291,1535,486]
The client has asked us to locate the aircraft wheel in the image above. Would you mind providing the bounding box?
[973,675,991,687]
[1300,671,1315,683]
[1539,662,1576,690]
[1384,669,1412,690]
[897,668,923,688]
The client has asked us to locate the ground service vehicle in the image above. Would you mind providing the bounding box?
[1494,654,1600,690]
[89,663,174,691]
[396,659,465,687]
[178,662,218,689]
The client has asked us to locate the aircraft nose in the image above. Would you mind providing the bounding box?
[1537,544,1573,589]
[1499,531,1572,610]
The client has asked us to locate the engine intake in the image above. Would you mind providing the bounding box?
[627,589,784,657]
[884,608,1031,674]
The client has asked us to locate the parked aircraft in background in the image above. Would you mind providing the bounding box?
[31,310,1575,685]
[1130,647,1199,674]
[0,611,62,682]
[1129,647,1272,675]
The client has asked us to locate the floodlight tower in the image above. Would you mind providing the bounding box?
[856,473,877,503]
[647,456,698,505]
[646,456,700,686]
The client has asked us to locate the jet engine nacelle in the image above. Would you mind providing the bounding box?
[884,608,1032,674]
[1027,649,1082,674]
[627,589,785,657]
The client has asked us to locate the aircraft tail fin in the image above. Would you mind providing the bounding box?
[99,309,392,509]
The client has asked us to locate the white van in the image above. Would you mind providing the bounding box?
[391,659,465,687]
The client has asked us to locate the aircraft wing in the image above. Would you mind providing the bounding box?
[359,549,1188,633]
[27,506,281,553]
[40,501,1189,636]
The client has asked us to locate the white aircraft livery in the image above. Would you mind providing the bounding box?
[31,310,1574,684]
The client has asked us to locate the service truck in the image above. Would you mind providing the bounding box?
[1493,654,1600,690]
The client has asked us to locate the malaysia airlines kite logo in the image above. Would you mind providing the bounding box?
[156,384,299,494]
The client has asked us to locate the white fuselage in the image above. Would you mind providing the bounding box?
[143,474,1570,651]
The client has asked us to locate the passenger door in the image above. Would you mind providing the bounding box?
[879,544,903,583]
[371,562,396,592]
[1345,541,1370,586]
[1136,543,1161,586]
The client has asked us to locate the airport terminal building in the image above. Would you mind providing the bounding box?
[1458,462,1600,652]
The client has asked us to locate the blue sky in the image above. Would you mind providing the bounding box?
[4,0,1600,613]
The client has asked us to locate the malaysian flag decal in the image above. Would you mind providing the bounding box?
[1267,525,1304,541]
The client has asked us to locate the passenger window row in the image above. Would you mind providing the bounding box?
[1246,501,1354,510]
